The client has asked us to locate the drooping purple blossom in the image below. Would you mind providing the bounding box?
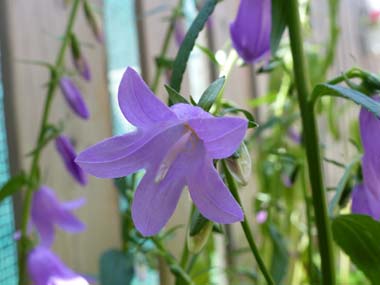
[351,98,380,219]
[230,0,271,63]
[55,135,87,186]
[76,67,247,236]
[31,186,85,247]
[28,246,89,285]
[59,77,90,119]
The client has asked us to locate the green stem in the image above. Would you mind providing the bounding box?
[300,166,314,283]
[18,1,81,284]
[151,237,193,285]
[221,161,274,285]
[286,1,336,284]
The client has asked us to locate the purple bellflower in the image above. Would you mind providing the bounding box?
[31,186,85,247]
[76,67,247,236]
[28,246,89,285]
[230,0,271,63]
[59,77,90,120]
[351,99,380,219]
[55,135,87,186]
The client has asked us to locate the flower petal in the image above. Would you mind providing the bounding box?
[170,103,212,120]
[362,154,380,200]
[118,67,176,128]
[76,123,184,178]
[61,198,86,211]
[131,167,185,237]
[186,143,244,224]
[188,117,247,159]
[32,216,54,247]
[351,183,380,220]
[55,209,85,233]
[359,96,380,154]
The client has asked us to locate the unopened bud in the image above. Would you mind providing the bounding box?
[83,1,104,43]
[70,34,91,81]
[224,142,251,186]
[187,221,213,254]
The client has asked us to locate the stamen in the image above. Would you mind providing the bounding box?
[155,130,192,183]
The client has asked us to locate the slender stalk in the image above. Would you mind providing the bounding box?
[18,1,81,283]
[221,161,274,285]
[286,1,336,284]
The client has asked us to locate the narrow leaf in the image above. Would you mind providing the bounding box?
[100,249,135,285]
[165,85,189,105]
[332,214,380,284]
[311,84,380,118]
[169,0,218,92]
[268,224,289,284]
[198,77,225,111]
[0,174,28,203]
[271,0,287,54]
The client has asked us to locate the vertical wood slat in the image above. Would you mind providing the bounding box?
[0,0,121,275]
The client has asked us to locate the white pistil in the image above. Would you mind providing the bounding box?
[155,130,192,183]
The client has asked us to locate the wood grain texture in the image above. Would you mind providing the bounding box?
[0,0,121,275]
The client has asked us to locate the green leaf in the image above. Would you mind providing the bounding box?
[332,214,380,284]
[268,224,289,284]
[328,155,361,216]
[195,44,219,66]
[271,0,287,54]
[100,249,135,285]
[221,107,258,128]
[155,56,174,69]
[311,84,380,118]
[169,0,218,92]
[164,85,189,105]
[198,77,225,111]
[0,174,28,203]
[189,208,210,236]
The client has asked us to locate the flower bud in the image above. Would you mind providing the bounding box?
[230,0,271,63]
[187,221,213,254]
[55,135,87,186]
[70,34,91,81]
[59,76,90,119]
[224,142,252,186]
[83,1,104,43]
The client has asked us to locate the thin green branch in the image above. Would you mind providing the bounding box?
[18,1,81,284]
[221,160,274,285]
[286,0,336,284]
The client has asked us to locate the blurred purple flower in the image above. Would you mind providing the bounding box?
[76,67,247,236]
[287,128,301,144]
[174,20,185,46]
[28,246,89,285]
[31,186,85,247]
[352,98,380,219]
[281,174,292,188]
[59,77,90,119]
[73,55,91,81]
[55,135,87,186]
[230,0,271,63]
[256,210,268,224]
